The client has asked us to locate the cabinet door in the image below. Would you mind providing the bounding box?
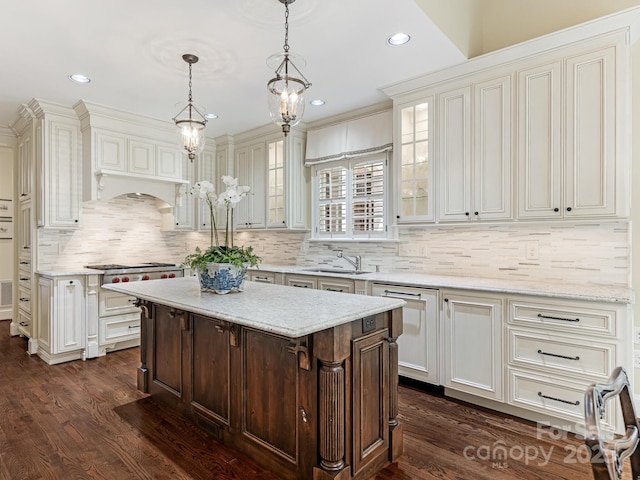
[564,46,616,217]
[285,275,317,289]
[43,118,80,227]
[18,132,33,199]
[54,277,85,354]
[235,143,266,229]
[156,142,182,179]
[372,285,439,384]
[197,144,217,231]
[438,86,472,221]
[267,139,286,227]
[128,138,156,176]
[396,98,434,223]
[174,149,194,230]
[18,200,31,253]
[473,75,512,220]
[442,291,503,400]
[517,62,563,218]
[95,130,126,171]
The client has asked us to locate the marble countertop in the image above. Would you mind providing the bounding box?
[36,268,105,277]
[251,264,634,304]
[103,276,405,338]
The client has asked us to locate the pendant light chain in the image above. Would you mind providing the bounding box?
[188,61,193,103]
[283,1,290,53]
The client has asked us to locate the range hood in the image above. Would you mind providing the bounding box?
[74,100,193,208]
[93,169,189,207]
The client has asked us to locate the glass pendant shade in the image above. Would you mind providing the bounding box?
[173,54,207,160]
[174,104,206,160]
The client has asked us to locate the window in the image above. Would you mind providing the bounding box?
[313,153,387,239]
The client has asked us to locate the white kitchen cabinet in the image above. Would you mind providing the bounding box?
[284,274,317,289]
[371,284,439,384]
[173,143,197,231]
[437,76,512,222]
[17,130,33,200]
[37,275,86,364]
[395,98,434,223]
[517,45,622,219]
[234,126,308,231]
[94,129,127,171]
[248,271,277,284]
[98,288,140,355]
[442,290,503,401]
[196,143,218,231]
[36,114,81,228]
[235,141,267,229]
[506,295,630,432]
[317,277,355,294]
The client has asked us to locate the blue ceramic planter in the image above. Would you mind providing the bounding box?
[197,263,247,294]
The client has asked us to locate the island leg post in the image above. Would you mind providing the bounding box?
[135,300,150,393]
[388,307,404,461]
[313,325,351,480]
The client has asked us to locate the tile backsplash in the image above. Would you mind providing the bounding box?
[38,195,630,287]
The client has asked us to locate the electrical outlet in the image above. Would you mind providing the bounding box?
[525,241,539,260]
[634,351,640,368]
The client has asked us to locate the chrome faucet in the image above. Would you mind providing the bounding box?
[337,250,362,272]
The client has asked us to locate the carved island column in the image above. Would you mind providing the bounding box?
[134,299,151,392]
[313,323,351,480]
[387,307,404,461]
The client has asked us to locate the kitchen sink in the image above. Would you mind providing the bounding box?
[302,268,371,275]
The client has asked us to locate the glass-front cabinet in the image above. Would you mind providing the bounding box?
[267,139,285,227]
[396,98,434,223]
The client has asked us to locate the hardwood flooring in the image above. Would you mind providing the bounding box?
[0,319,614,479]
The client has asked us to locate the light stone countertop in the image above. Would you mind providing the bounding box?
[36,268,106,277]
[103,276,405,338]
[251,264,634,304]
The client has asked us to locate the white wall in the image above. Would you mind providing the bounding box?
[0,144,14,319]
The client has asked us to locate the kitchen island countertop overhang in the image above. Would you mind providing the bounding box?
[103,275,405,337]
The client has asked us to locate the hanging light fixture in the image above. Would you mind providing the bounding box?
[173,54,207,161]
[266,0,311,136]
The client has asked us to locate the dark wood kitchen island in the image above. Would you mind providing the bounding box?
[104,276,405,480]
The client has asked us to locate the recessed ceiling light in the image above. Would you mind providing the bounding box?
[204,113,218,119]
[69,74,91,84]
[387,33,410,46]
[310,99,325,106]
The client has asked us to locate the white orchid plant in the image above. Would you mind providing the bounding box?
[184,176,260,270]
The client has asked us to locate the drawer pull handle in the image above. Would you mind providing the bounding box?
[292,284,308,288]
[19,321,29,327]
[19,297,29,302]
[383,289,422,299]
[538,392,580,406]
[537,313,579,323]
[326,288,344,292]
[128,325,140,330]
[537,349,580,361]
[254,276,270,281]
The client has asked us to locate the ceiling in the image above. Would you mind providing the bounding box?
[0,0,466,138]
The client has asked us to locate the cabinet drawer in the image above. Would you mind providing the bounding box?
[318,278,354,294]
[249,272,276,284]
[508,368,616,430]
[100,313,141,345]
[508,329,615,379]
[285,275,317,289]
[100,289,139,316]
[509,298,616,337]
[18,286,31,314]
[18,269,31,290]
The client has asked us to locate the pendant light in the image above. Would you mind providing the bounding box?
[266,0,311,136]
[173,54,207,161]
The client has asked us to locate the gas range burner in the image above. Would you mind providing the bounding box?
[85,262,184,284]
[85,262,178,270]
[85,264,131,270]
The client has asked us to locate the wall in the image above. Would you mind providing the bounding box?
[37,191,630,289]
[0,143,13,319]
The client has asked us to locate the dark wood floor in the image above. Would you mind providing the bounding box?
[0,319,608,480]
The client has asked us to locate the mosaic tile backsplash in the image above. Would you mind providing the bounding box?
[38,195,630,287]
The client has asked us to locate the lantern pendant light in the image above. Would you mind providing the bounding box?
[267,0,311,136]
[173,54,207,161]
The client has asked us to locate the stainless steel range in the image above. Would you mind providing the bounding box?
[85,262,184,284]
[84,262,184,357]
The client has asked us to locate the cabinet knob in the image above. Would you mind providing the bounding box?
[474,211,478,216]
[566,207,572,212]
[396,215,400,219]
[74,219,78,223]
[465,212,469,216]
[444,298,449,302]
[553,208,559,212]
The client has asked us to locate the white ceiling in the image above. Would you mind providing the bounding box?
[0,0,466,137]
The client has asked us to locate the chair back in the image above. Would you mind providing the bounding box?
[584,366,640,480]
